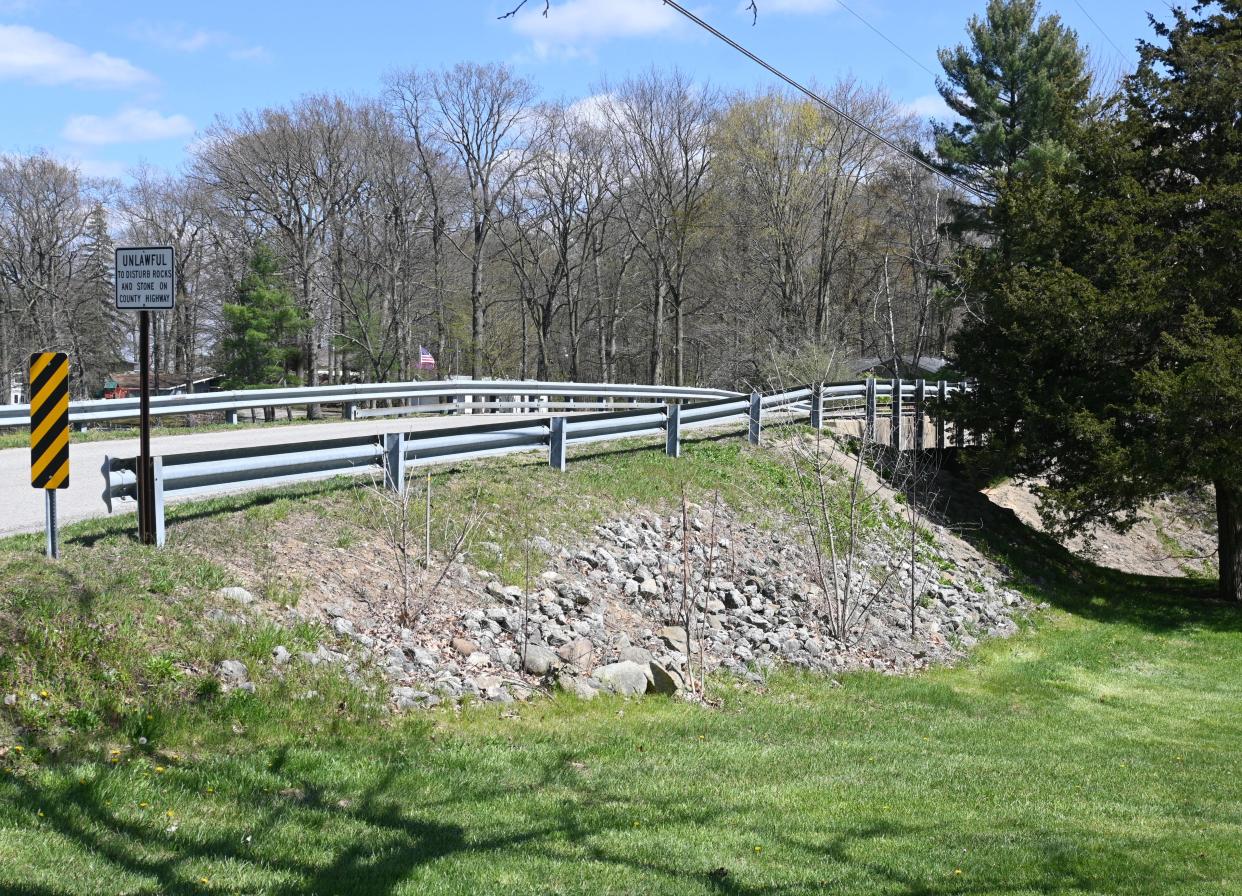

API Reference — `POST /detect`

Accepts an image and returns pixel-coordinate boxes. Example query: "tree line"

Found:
[0,67,959,400]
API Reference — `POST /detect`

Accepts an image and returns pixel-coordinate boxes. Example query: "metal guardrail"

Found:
[1,378,739,428]
[101,378,967,546]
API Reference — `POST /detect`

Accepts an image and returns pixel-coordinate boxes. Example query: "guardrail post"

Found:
[383,432,406,493]
[225,409,238,425]
[809,383,824,431]
[748,391,762,445]
[665,402,681,458]
[152,457,166,548]
[954,388,965,447]
[890,378,903,451]
[865,378,877,443]
[343,401,357,421]
[936,380,948,452]
[914,378,926,452]
[549,416,567,471]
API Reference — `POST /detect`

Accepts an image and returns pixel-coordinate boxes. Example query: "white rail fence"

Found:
[0,378,738,428]
[99,378,968,546]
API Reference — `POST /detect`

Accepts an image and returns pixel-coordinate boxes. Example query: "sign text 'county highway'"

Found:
[115,247,176,310]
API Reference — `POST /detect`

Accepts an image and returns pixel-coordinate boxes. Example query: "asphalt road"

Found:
[0,413,531,538]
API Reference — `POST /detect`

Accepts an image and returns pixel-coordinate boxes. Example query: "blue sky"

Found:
[0,0,1160,180]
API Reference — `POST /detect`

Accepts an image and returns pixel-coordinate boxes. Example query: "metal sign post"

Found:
[115,246,175,545]
[30,351,70,559]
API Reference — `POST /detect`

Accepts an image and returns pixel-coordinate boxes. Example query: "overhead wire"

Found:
[659,0,991,203]
[834,0,941,80]
[1069,0,1129,62]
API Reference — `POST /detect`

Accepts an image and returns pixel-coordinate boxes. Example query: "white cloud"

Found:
[566,91,614,126]
[508,0,685,57]
[0,24,152,87]
[125,22,269,61]
[72,157,126,179]
[228,45,271,62]
[63,108,195,145]
[903,93,953,121]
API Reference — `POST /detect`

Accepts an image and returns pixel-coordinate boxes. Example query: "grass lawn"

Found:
[0,439,1238,895]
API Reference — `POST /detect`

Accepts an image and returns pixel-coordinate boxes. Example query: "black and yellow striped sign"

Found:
[30,352,69,489]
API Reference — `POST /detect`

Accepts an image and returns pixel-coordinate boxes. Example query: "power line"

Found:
[833,0,1040,159]
[659,0,991,203]
[834,0,940,81]
[1069,0,1129,62]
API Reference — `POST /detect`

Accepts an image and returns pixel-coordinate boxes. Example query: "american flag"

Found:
[417,345,437,370]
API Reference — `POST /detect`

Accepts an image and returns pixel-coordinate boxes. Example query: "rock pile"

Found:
[223,501,1031,709]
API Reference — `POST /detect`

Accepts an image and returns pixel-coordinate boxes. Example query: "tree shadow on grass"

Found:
[2,739,798,896]
[773,815,1221,896]
[929,454,1239,634]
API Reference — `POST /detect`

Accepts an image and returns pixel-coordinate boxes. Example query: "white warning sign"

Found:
[115,246,175,310]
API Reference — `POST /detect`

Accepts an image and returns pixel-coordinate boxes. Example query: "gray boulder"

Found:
[618,646,654,666]
[215,659,249,687]
[558,673,600,700]
[217,586,254,605]
[557,638,594,670]
[648,662,683,696]
[595,661,648,696]
[521,644,560,676]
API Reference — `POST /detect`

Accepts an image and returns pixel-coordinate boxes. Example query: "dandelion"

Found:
[39,691,49,699]
[155,766,166,773]
[166,810,175,818]
[954,869,962,876]
[754,846,762,853]
[139,801,149,809]
[206,787,215,794]
[199,878,210,885]
[37,810,44,817]
[13,746,22,753]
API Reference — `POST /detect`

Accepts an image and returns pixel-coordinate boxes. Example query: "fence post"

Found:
[865,378,877,443]
[936,380,947,452]
[665,402,681,458]
[748,391,762,445]
[383,432,406,493]
[549,416,567,471]
[809,383,824,431]
[890,378,903,452]
[152,457,166,548]
[954,383,965,447]
[914,378,926,452]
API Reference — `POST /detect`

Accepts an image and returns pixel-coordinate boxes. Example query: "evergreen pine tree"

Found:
[951,1,1242,601]
[220,246,308,390]
[934,0,1094,237]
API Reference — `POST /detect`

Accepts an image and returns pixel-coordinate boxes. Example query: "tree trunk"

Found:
[649,272,666,385]
[1216,478,1242,602]
[471,223,485,380]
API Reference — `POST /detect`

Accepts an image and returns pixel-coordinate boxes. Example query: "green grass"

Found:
[0,440,1239,894]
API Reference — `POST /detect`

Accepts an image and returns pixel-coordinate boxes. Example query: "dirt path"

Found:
[984,479,1217,579]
